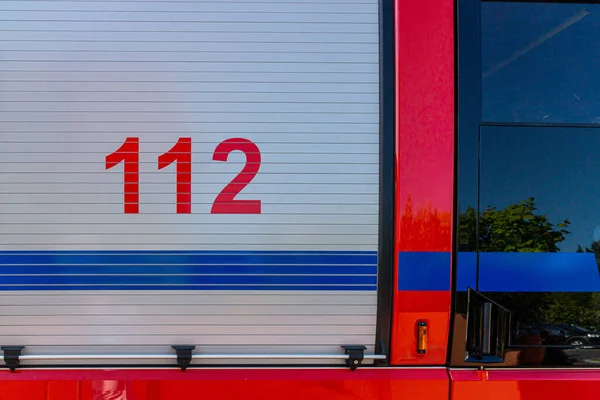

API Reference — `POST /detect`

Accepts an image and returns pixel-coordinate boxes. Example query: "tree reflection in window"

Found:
[457,197,600,339]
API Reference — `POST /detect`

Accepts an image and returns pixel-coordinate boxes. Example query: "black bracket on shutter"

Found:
[342,345,366,371]
[172,345,195,371]
[2,346,25,372]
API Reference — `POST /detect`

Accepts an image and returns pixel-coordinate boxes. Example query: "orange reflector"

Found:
[417,321,428,354]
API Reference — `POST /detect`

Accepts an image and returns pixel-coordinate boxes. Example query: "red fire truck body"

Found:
[2,0,600,399]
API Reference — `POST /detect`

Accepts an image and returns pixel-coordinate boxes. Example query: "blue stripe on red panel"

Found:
[397,252,451,291]
[0,250,377,291]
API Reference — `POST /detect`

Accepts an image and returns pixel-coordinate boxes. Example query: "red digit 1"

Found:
[158,137,192,214]
[106,137,139,214]
[212,138,261,214]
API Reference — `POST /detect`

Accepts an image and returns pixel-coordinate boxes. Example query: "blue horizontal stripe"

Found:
[0,265,376,275]
[398,252,451,291]
[456,252,477,291]
[477,252,600,292]
[0,250,377,291]
[0,285,378,292]
[400,251,600,292]
[0,275,377,285]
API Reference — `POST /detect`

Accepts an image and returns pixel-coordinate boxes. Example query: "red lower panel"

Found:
[0,368,449,400]
[450,369,600,400]
[391,292,451,364]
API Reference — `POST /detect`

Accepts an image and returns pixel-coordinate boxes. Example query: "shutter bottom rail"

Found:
[1,345,387,372]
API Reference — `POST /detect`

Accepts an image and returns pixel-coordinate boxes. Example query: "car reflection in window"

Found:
[517,323,600,347]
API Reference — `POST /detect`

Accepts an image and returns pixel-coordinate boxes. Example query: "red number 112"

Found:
[105,137,261,215]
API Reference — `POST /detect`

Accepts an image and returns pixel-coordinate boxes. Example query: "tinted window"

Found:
[482,2,600,123]
[476,126,600,351]
[454,0,600,366]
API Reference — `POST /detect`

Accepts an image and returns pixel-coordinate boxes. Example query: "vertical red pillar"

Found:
[391,0,455,364]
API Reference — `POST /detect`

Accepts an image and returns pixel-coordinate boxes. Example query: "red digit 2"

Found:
[158,137,192,214]
[106,137,140,214]
[211,138,261,214]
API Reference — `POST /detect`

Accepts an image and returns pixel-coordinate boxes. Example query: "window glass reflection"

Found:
[482,2,600,124]
[476,126,600,351]
[479,126,600,256]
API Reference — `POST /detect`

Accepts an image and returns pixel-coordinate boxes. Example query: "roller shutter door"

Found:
[0,0,380,366]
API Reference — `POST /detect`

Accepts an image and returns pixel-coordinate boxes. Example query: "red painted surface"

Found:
[392,292,451,363]
[211,138,262,214]
[395,0,454,234]
[392,0,454,365]
[395,291,450,314]
[158,137,192,214]
[105,137,140,214]
[107,137,262,215]
[0,368,450,400]
[450,369,600,400]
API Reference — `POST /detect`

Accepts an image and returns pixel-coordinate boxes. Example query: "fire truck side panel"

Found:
[0,0,458,399]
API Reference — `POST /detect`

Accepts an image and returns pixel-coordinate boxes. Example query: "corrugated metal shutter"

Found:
[0,0,380,366]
